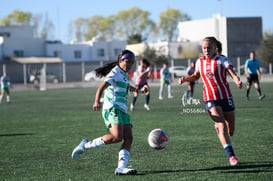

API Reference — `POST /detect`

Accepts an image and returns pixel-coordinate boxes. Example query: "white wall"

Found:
[91,40,126,61]
[0,25,126,62]
[46,43,92,61]
[46,40,126,62]
[177,18,216,42]
[0,26,44,57]
[177,14,228,56]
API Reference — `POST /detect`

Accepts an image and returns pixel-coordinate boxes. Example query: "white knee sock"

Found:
[159,85,164,97]
[84,137,105,149]
[7,96,10,102]
[118,149,130,168]
[168,85,172,97]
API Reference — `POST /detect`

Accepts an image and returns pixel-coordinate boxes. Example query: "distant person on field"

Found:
[184,61,195,99]
[244,51,265,100]
[0,72,11,103]
[130,58,151,111]
[179,36,242,166]
[159,62,173,100]
[71,50,137,175]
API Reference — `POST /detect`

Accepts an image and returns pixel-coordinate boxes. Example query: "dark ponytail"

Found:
[95,62,117,78]
[141,58,150,67]
[95,49,135,78]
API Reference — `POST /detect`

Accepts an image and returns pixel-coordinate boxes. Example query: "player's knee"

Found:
[215,123,225,134]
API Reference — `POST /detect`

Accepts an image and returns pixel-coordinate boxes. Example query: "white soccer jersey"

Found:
[103,65,130,113]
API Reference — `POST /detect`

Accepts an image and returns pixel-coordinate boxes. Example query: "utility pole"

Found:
[217,0,223,15]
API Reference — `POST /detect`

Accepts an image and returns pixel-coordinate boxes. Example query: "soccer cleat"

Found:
[144,104,150,111]
[71,139,89,159]
[229,155,238,166]
[168,95,173,99]
[259,94,265,100]
[159,96,163,100]
[130,104,134,111]
[114,167,137,175]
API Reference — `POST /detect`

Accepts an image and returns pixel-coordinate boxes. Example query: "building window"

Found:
[178,46,183,54]
[54,51,61,57]
[74,50,82,59]
[97,48,105,57]
[114,48,121,56]
[14,50,24,57]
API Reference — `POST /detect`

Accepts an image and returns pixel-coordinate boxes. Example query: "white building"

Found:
[177,14,262,57]
[0,26,44,58]
[126,40,200,61]
[45,37,125,62]
[0,25,126,62]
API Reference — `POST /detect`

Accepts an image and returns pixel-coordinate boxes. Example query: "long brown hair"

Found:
[95,49,135,78]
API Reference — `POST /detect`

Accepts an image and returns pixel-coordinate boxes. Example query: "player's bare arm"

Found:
[178,72,200,85]
[227,68,242,89]
[93,81,110,111]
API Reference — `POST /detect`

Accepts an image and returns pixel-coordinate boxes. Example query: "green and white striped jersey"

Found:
[0,75,10,88]
[103,65,129,113]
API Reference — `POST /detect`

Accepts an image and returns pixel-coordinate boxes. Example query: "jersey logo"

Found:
[206,72,214,79]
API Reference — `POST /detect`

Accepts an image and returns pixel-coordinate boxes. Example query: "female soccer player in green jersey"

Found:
[0,72,11,103]
[71,50,138,175]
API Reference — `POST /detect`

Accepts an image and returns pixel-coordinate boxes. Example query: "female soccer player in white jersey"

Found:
[179,37,242,166]
[71,50,137,175]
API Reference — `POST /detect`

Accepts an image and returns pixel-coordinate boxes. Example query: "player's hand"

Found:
[178,77,185,85]
[237,81,243,89]
[93,102,101,111]
[129,86,136,92]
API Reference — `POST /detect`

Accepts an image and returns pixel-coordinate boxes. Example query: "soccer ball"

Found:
[148,128,169,149]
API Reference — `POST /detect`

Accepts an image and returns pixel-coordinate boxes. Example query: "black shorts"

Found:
[247,74,259,85]
[205,98,235,112]
[136,83,148,91]
[188,81,195,86]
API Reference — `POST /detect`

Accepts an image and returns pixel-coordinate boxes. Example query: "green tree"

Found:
[40,14,55,41]
[84,16,104,40]
[127,33,144,44]
[257,32,273,64]
[1,9,31,25]
[98,15,116,40]
[159,8,191,42]
[115,7,156,42]
[75,15,115,41]
[142,45,168,66]
[73,18,87,42]
[31,14,42,38]
[1,10,55,41]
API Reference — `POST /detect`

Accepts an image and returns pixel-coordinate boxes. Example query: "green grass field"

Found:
[0,82,272,181]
